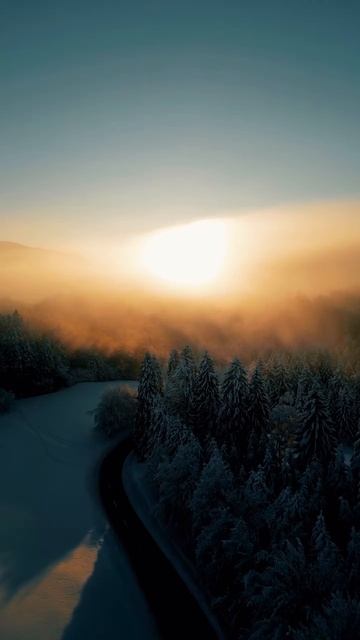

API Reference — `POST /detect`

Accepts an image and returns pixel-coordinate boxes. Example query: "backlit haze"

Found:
[1,2,360,357]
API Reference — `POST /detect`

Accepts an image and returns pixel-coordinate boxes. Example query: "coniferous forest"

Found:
[0,310,139,404]
[134,347,360,639]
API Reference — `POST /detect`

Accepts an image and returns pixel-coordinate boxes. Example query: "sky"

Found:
[1,1,360,250]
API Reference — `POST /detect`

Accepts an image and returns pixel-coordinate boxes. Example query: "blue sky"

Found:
[1,1,359,247]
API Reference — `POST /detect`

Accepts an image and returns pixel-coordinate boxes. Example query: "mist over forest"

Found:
[2,202,360,367]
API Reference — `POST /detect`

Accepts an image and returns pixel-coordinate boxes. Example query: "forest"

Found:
[133,347,360,639]
[0,310,139,408]
[3,306,360,637]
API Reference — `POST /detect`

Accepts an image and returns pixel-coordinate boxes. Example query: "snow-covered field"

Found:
[0,382,159,640]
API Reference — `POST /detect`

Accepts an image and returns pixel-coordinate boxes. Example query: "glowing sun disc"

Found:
[140,219,228,288]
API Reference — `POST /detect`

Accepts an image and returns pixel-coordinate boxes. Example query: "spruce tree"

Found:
[294,593,360,640]
[351,422,360,486]
[134,352,162,459]
[347,527,360,595]
[167,349,180,379]
[311,512,344,597]
[295,384,336,467]
[247,364,270,463]
[188,352,220,444]
[218,358,249,461]
[267,357,289,406]
[145,395,167,458]
[156,432,203,531]
[244,538,310,634]
[295,366,312,412]
[191,445,234,532]
[337,384,356,442]
[165,345,196,419]
[151,354,163,394]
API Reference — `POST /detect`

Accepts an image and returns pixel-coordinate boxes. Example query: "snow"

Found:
[123,453,226,640]
[0,381,159,640]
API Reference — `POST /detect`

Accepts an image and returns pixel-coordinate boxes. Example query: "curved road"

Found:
[100,439,219,640]
[0,382,159,640]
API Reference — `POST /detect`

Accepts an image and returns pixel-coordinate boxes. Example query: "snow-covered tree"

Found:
[94,386,137,437]
[347,527,360,595]
[311,512,344,597]
[267,358,289,406]
[194,506,234,593]
[188,352,220,444]
[316,351,334,386]
[293,593,360,640]
[295,384,336,467]
[244,539,311,637]
[152,354,163,394]
[295,366,313,412]
[166,349,180,379]
[351,422,360,487]
[144,394,168,458]
[134,352,162,459]
[137,343,360,639]
[155,432,203,533]
[191,445,234,532]
[271,390,299,464]
[165,345,196,419]
[247,365,270,463]
[267,485,306,541]
[223,515,254,568]
[218,358,249,462]
[337,384,357,442]
[298,460,324,522]
[242,466,271,535]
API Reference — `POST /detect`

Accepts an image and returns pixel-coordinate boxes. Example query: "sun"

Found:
[140,219,228,290]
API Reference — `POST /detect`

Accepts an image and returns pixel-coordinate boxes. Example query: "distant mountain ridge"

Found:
[0,240,82,260]
[0,240,93,302]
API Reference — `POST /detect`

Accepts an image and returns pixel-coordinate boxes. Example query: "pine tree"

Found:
[295,384,336,467]
[218,358,249,461]
[188,352,220,444]
[134,352,162,459]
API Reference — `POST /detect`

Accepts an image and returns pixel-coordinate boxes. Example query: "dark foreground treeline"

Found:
[0,311,139,407]
[134,347,360,639]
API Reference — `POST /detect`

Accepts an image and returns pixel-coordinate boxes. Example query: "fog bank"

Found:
[1,201,360,361]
